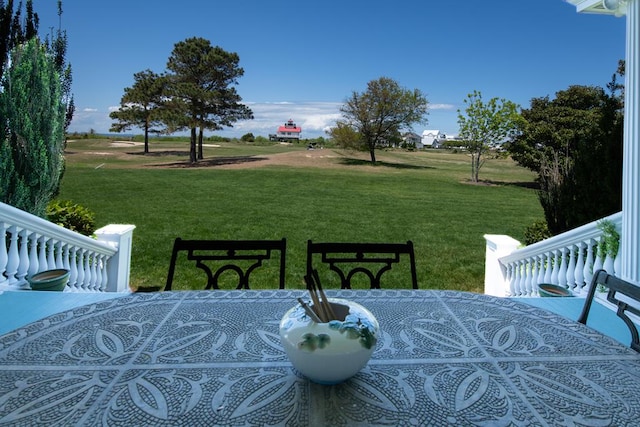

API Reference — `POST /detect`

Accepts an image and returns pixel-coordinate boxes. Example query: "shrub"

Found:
[240,132,255,142]
[46,200,96,236]
[524,220,551,246]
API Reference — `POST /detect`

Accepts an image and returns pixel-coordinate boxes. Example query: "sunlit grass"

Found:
[59,140,540,292]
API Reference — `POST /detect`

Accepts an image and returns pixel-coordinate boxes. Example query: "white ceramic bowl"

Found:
[279,298,379,384]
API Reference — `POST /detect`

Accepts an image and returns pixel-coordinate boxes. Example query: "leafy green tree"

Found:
[336,77,428,164]
[327,121,362,150]
[240,132,255,142]
[109,70,168,153]
[165,37,253,163]
[0,38,65,216]
[457,90,521,183]
[507,84,623,234]
[1,0,70,216]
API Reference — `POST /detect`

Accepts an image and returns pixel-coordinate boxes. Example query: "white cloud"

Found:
[69,100,459,137]
[429,103,456,110]
[234,101,342,138]
[69,108,112,134]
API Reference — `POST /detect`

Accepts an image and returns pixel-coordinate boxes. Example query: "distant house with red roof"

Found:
[269,119,302,143]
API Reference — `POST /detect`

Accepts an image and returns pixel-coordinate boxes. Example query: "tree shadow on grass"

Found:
[465,179,539,189]
[146,154,268,168]
[128,150,189,157]
[338,157,433,170]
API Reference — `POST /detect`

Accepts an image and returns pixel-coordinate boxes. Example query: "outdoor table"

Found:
[1,289,639,426]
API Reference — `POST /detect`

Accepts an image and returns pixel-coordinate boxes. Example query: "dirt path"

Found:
[144,148,374,170]
[212,149,347,169]
[67,139,382,170]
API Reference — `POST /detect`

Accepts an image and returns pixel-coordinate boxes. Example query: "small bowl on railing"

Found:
[537,283,573,297]
[27,269,70,291]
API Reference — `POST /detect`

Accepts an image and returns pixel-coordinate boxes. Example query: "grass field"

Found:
[58,139,541,292]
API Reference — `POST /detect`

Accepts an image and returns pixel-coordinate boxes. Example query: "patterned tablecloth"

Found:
[0,289,639,426]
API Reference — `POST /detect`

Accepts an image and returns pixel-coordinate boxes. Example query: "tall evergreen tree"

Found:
[46,0,74,134]
[1,38,65,216]
[0,0,70,216]
[165,37,252,163]
[110,69,168,153]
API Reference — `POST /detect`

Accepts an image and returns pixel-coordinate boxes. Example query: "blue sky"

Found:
[31,0,626,139]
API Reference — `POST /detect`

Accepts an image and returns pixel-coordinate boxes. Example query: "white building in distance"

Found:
[421,130,447,148]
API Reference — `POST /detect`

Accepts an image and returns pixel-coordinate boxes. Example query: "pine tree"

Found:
[0,1,68,216]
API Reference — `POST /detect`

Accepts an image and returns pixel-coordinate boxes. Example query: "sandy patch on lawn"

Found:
[200,149,348,169]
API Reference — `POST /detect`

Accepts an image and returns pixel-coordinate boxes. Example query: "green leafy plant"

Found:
[597,219,620,259]
[46,200,96,236]
[524,220,552,245]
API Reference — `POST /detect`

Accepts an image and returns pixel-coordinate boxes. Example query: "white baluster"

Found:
[593,237,605,273]
[519,261,527,296]
[0,222,8,288]
[512,262,521,296]
[506,263,515,296]
[28,232,39,277]
[102,255,109,290]
[76,249,86,290]
[97,254,108,291]
[16,229,29,283]
[551,250,560,284]
[68,246,78,287]
[558,247,569,288]
[5,226,20,285]
[566,245,576,291]
[536,255,545,287]
[38,236,47,271]
[543,251,553,283]
[84,251,92,291]
[603,254,615,274]
[583,239,595,294]
[575,242,585,293]
[62,244,70,271]
[55,241,64,269]
[46,239,56,269]
[524,257,534,296]
[90,253,98,291]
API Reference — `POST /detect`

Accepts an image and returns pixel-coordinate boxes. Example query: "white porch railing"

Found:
[0,201,135,292]
[484,212,622,297]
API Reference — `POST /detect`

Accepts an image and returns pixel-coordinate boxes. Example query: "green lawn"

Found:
[59,139,540,292]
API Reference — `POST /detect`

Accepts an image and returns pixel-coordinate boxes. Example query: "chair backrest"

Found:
[578,269,640,352]
[165,238,286,290]
[306,240,418,289]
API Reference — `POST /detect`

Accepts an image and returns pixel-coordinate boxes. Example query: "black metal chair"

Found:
[578,269,640,352]
[165,238,286,290]
[306,240,418,289]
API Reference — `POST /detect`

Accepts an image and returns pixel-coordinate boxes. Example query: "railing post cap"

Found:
[95,224,136,235]
[484,234,521,250]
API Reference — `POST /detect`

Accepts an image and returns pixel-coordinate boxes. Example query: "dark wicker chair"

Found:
[578,269,640,352]
[165,238,286,290]
[306,240,418,289]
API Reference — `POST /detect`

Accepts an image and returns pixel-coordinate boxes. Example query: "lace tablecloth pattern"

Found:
[1,290,639,426]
